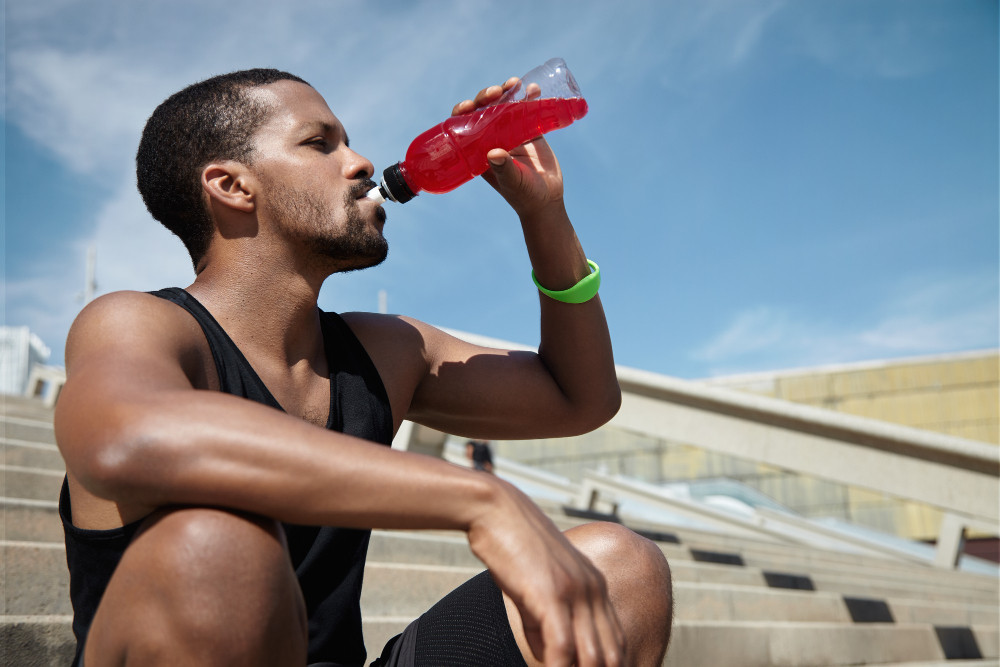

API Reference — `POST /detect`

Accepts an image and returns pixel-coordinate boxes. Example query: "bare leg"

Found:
[83,507,308,667]
[503,522,673,667]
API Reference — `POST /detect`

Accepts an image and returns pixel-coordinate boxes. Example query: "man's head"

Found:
[136,69,312,268]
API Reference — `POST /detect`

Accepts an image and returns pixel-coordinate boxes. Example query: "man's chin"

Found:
[328,244,389,275]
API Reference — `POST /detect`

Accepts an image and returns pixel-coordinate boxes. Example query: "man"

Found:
[466,439,494,473]
[55,68,672,667]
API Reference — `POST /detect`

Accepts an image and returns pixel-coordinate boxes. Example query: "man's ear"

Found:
[202,162,255,214]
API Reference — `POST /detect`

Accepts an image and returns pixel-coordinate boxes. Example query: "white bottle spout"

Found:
[365,184,387,205]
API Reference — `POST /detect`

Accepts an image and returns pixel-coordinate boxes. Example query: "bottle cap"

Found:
[381,163,417,204]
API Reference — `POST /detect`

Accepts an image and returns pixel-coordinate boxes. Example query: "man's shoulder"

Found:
[73,289,189,328]
[67,289,205,358]
[339,312,429,349]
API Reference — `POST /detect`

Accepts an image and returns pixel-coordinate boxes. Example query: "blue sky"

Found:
[4,0,998,378]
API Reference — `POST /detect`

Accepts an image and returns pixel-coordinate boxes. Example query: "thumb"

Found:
[486,148,526,192]
[487,148,510,170]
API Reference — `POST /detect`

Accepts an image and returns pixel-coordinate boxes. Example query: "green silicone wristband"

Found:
[532,260,601,304]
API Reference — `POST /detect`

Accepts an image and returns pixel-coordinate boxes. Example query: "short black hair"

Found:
[136,68,310,268]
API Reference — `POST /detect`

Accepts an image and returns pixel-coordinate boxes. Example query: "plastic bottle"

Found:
[366,58,588,205]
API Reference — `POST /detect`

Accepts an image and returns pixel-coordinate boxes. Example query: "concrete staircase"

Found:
[3,395,998,666]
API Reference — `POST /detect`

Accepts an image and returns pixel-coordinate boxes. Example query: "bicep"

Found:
[403,320,581,439]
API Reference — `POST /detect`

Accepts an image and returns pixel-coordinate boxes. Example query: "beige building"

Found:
[491,350,999,542]
[703,350,999,445]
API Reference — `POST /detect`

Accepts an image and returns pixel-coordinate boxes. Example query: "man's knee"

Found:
[566,522,674,662]
[86,507,306,666]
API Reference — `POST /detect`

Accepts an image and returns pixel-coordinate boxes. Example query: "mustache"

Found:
[350,178,379,199]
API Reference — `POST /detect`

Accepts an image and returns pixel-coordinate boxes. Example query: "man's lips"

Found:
[353,179,379,199]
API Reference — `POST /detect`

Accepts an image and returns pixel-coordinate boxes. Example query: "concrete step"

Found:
[668,526,998,588]
[1,395,57,421]
[675,581,850,623]
[1,465,64,502]
[368,530,481,569]
[807,569,997,606]
[0,416,56,446]
[360,562,481,619]
[655,542,998,605]
[362,617,411,661]
[2,541,71,616]
[712,541,996,591]
[1,439,65,471]
[2,498,62,543]
[664,621,999,667]
[891,598,999,627]
[0,615,75,667]
[668,556,997,615]
[657,519,998,582]
[878,662,1000,666]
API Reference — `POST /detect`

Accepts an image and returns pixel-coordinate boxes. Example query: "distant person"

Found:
[54,68,672,666]
[467,439,495,473]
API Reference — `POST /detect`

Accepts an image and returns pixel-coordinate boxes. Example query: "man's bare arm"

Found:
[56,291,490,529]
[350,84,620,443]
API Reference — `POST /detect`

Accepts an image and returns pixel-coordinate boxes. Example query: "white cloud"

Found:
[4,250,93,365]
[693,271,999,376]
[6,48,172,175]
[89,174,195,294]
[693,306,792,363]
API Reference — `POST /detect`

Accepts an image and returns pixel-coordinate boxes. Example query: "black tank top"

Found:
[60,287,394,666]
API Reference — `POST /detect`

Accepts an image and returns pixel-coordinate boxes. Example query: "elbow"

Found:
[567,380,622,436]
[86,434,146,500]
[55,403,160,502]
[67,429,149,502]
[596,381,623,428]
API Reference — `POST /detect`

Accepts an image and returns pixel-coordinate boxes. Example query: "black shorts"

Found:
[369,570,527,667]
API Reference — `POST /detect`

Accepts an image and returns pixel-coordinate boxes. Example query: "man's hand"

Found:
[451,78,566,219]
[466,476,627,666]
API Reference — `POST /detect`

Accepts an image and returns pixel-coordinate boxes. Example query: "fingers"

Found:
[534,567,625,667]
[451,76,522,116]
[591,589,627,666]
[451,83,503,116]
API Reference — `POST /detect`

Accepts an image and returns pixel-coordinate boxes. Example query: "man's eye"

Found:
[308,138,328,149]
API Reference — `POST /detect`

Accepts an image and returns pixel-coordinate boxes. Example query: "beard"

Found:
[269,181,388,273]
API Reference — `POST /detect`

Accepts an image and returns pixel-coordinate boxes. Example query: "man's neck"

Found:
[185,258,329,367]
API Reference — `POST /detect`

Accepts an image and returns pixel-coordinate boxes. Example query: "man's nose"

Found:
[345,148,376,181]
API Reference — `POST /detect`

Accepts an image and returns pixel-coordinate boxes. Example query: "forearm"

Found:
[521,202,621,423]
[62,386,494,531]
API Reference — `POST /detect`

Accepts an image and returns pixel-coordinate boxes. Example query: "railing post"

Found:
[933,513,967,569]
[577,478,600,512]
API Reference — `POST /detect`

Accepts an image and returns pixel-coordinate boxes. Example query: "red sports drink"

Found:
[368,58,587,204]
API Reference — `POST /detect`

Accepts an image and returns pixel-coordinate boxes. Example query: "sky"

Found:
[3,0,998,379]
